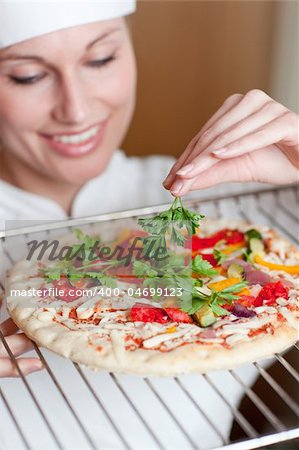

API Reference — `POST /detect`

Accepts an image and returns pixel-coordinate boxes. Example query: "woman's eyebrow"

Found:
[0,54,44,62]
[0,27,121,62]
[86,27,121,49]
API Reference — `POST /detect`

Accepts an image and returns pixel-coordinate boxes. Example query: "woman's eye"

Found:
[9,74,44,85]
[88,55,116,68]
[7,55,116,85]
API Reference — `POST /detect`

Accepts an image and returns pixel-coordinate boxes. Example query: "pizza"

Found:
[4,214,299,376]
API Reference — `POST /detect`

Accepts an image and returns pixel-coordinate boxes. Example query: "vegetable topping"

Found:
[253,281,289,307]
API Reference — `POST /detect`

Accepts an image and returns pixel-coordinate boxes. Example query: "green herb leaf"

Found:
[242,249,254,263]
[245,229,262,241]
[85,271,117,288]
[138,196,205,254]
[213,248,228,265]
[181,298,206,314]
[210,303,229,316]
[170,226,186,246]
[221,281,248,294]
[192,255,218,277]
[133,260,158,278]
[43,267,63,281]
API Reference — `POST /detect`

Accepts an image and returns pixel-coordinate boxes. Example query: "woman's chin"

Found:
[52,151,114,186]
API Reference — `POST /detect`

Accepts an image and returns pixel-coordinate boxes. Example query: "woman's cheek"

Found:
[95,51,137,108]
[0,89,47,132]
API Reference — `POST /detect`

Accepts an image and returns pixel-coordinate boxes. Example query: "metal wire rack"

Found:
[0,185,298,450]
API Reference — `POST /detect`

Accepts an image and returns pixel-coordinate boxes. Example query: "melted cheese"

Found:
[143,330,187,348]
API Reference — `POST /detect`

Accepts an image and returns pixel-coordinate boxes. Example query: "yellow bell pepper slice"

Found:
[238,288,251,297]
[222,242,246,255]
[254,255,299,275]
[208,277,241,292]
[167,326,177,333]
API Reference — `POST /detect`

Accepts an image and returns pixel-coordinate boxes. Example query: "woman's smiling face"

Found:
[0,18,136,186]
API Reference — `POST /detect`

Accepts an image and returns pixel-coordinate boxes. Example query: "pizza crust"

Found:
[7,304,298,376]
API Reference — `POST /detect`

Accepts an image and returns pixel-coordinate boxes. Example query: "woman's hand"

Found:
[163,90,299,196]
[0,318,43,377]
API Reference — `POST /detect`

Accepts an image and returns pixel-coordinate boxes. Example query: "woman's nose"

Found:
[52,73,89,125]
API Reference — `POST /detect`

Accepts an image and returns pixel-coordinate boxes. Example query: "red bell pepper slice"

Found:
[199,253,218,267]
[165,308,193,323]
[186,229,245,251]
[254,281,289,306]
[130,303,170,323]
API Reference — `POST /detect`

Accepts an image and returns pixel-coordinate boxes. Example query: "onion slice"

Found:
[222,258,271,286]
[231,303,256,318]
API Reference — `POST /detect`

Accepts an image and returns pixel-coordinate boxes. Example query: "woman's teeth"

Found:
[53,126,100,144]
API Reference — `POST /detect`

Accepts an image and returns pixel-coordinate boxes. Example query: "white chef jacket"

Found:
[0,148,266,231]
[0,149,176,230]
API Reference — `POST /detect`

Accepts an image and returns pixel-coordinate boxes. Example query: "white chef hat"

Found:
[0,1,136,49]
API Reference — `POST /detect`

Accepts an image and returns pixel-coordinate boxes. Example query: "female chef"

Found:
[0,1,298,378]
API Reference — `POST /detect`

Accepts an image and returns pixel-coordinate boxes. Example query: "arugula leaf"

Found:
[192,255,218,277]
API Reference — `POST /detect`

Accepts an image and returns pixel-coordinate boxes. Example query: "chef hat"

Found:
[0,1,136,48]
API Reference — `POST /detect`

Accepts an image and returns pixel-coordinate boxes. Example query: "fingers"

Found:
[0,333,34,358]
[163,93,244,187]
[172,107,290,186]
[193,93,244,138]
[0,320,44,378]
[172,147,299,196]
[173,91,275,180]
[164,90,275,187]
[164,90,271,188]
[180,155,255,192]
[170,176,198,197]
[212,111,295,159]
[165,91,297,196]
[162,135,199,188]
[196,100,287,161]
[196,89,271,149]
[0,357,43,378]
[0,318,19,336]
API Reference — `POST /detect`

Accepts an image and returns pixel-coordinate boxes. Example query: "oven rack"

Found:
[0,185,298,450]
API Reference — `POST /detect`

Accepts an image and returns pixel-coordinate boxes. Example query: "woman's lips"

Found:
[40,122,107,157]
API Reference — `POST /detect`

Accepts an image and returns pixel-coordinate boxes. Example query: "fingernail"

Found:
[163,174,175,186]
[212,147,227,156]
[176,164,194,176]
[170,180,184,194]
